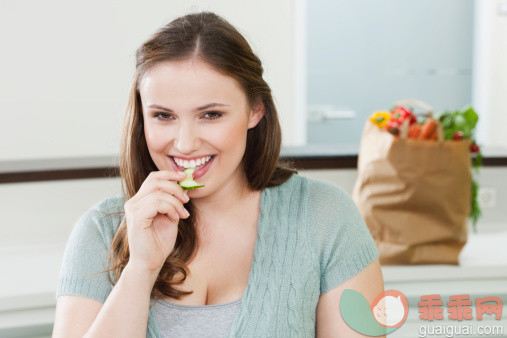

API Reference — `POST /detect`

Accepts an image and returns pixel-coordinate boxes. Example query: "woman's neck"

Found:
[192,170,260,235]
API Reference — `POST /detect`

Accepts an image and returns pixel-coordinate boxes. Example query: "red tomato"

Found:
[453,131,464,140]
[470,143,480,153]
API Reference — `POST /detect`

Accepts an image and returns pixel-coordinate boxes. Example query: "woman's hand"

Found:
[123,170,190,273]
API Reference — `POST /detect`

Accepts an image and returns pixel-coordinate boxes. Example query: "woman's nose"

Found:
[175,123,200,154]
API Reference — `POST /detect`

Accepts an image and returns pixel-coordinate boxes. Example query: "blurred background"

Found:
[1,0,506,336]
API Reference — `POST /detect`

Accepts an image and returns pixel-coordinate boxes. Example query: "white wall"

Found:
[473,0,507,147]
[0,0,296,162]
[0,178,122,248]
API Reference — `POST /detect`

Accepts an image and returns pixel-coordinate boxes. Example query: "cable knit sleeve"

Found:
[306,178,379,295]
[55,196,123,303]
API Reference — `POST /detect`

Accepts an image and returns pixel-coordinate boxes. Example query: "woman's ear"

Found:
[247,99,265,129]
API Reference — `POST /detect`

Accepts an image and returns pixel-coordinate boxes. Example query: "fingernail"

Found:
[183,209,190,217]
[179,171,187,176]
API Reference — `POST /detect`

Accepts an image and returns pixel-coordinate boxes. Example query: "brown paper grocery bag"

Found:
[352,101,471,265]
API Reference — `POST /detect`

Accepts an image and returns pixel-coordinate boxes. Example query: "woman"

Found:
[53,11,384,337]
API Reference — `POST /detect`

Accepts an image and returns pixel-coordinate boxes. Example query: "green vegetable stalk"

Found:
[470,151,483,233]
[438,106,482,232]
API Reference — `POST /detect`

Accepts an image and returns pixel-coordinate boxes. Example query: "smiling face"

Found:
[139,59,264,198]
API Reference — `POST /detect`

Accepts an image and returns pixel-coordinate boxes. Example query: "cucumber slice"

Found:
[178,168,205,190]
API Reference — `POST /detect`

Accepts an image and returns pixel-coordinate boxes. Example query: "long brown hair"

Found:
[101,11,297,307]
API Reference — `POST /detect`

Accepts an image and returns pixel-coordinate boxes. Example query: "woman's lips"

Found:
[168,155,216,180]
[192,155,215,179]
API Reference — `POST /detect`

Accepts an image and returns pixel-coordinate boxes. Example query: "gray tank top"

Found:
[153,297,243,338]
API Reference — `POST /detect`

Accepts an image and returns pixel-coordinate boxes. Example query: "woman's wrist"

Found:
[125,259,162,285]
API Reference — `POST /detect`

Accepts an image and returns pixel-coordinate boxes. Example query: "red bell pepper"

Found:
[384,105,417,135]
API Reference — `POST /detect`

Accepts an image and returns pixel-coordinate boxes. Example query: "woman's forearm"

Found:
[84,262,160,338]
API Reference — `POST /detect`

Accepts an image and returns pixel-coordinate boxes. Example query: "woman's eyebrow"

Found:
[147,103,230,112]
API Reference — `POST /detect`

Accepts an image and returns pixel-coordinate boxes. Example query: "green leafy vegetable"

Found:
[438,106,478,140]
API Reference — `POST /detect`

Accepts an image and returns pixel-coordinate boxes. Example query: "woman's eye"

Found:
[152,111,222,121]
[202,111,222,120]
[153,112,172,120]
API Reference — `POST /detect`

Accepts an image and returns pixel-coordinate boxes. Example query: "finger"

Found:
[154,190,189,220]
[168,208,181,223]
[160,205,180,224]
[143,197,180,229]
[137,171,188,201]
[162,193,190,219]
[153,180,189,204]
[131,189,188,231]
[142,170,186,190]
[150,169,187,182]
[137,179,188,204]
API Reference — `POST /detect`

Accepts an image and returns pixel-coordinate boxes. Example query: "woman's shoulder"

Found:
[268,173,352,218]
[278,173,348,199]
[298,174,368,237]
[89,192,125,214]
[77,193,125,239]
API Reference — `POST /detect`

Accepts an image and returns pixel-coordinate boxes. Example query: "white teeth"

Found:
[174,155,212,169]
